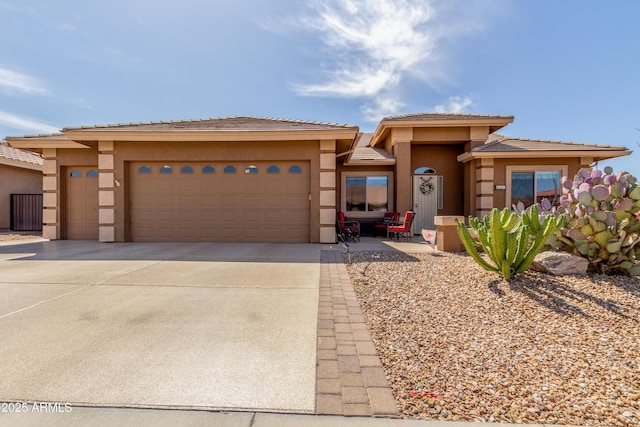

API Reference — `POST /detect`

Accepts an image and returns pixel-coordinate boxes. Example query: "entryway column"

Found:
[319,139,337,243]
[42,148,59,240]
[475,158,494,218]
[98,141,115,242]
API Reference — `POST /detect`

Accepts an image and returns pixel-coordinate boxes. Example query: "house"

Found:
[5,113,630,243]
[0,141,43,231]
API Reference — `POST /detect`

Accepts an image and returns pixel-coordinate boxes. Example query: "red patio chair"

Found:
[373,212,399,237]
[387,211,415,241]
[337,211,360,242]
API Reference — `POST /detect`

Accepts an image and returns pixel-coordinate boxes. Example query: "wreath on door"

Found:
[419,176,435,195]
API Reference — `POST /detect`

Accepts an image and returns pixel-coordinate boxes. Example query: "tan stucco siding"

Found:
[0,165,42,229]
[492,158,582,209]
[410,144,465,216]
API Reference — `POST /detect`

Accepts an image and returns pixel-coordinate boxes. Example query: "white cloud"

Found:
[0,111,59,134]
[434,96,473,113]
[288,0,494,121]
[0,68,48,95]
[362,95,405,122]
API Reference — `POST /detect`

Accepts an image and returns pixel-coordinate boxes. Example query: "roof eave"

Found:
[457,150,632,163]
[0,157,43,171]
[369,117,514,147]
[344,159,397,166]
[61,128,359,142]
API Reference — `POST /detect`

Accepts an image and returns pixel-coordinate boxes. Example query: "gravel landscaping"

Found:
[345,251,640,426]
[0,232,42,242]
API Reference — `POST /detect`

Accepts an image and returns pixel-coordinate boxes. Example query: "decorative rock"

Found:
[531,251,589,275]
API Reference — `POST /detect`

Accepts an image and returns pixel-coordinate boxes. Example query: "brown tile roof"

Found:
[63,116,358,132]
[0,141,44,165]
[350,133,395,162]
[382,112,514,121]
[477,134,628,152]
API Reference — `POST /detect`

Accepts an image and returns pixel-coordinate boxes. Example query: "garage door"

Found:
[129,161,310,242]
[66,166,99,240]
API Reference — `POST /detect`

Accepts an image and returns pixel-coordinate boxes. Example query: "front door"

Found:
[412,175,439,234]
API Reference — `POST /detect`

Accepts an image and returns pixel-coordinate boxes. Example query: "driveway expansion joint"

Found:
[316,250,399,418]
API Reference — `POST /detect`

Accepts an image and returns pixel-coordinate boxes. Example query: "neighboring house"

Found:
[6,113,630,243]
[0,141,44,231]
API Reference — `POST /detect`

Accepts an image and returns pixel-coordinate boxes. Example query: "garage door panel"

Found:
[130,161,310,242]
[66,166,99,240]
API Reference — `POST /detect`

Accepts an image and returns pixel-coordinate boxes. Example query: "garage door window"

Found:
[70,170,82,177]
[181,166,194,174]
[245,165,258,174]
[202,166,215,174]
[160,165,172,174]
[289,165,302,173]
[224,166,236,173]
[267,165,280,173]
[87,170,98,177]
[139,165,151,174]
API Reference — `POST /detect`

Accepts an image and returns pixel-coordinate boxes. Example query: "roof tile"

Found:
[0,141,44,165]
[63,116,358,132]
[477,134,628,152]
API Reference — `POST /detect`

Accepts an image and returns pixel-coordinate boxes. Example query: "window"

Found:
[267,165,280,173]
[87,170,98,177]
[138,165,151,174]
[181,165,194,174]
[345,175,389,212]
[202,165,215,174]
[224,165,236,173]
[70,170,81,177]
[289,165,302,173]
[415,167,436,174]
[160,165,172,174]
[245,165,258,174]
[510,170,562,207]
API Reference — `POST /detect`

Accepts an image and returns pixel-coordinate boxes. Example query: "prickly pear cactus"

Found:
[552,167,640,276]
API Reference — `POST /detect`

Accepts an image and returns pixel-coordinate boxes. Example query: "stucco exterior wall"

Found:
[410,144,465,216]
[0,165,42,229]
[492,157,583,209]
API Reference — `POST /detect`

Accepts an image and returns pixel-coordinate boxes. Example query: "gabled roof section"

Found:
[370,112,514,147]
[63,116,358,132]
[345,133,395,165]
[457,134,631,163]
[0,141,44,171]
[383,112,514,122]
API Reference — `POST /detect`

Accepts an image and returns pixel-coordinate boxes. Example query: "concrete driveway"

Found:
[0,241,319,413]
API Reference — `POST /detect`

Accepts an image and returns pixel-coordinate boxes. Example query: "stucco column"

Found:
[475,158,494,218]
[394,141,412,214]
[98,140,115,242]
[42,148,59,240]
[319,139,337,243]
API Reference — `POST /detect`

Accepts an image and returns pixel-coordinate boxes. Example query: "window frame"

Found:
[505,165,567,208]
[340,171,394,218]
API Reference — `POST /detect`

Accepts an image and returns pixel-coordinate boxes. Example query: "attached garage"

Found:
[129,161,310,242]
[6,116,360,243]
[65,166,99,240]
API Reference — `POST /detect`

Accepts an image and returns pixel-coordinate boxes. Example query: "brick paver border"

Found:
[316,250,399,417]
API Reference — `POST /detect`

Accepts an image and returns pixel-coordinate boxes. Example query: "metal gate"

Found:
[10,194,43,231]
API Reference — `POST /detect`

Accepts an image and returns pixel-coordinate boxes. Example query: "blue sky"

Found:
[1,0,638,175]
